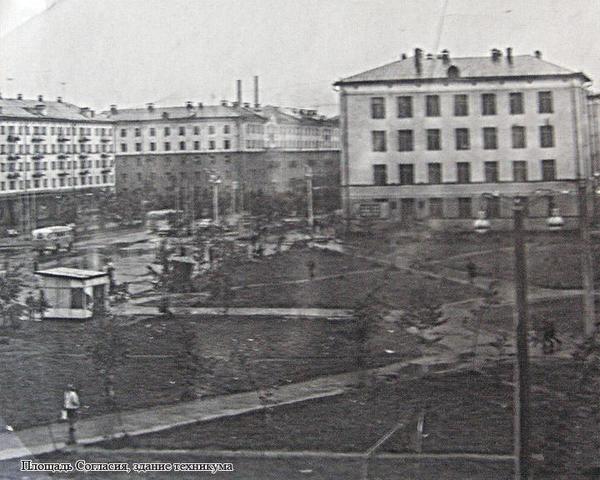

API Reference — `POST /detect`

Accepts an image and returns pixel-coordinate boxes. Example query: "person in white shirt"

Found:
[63,384,80,445]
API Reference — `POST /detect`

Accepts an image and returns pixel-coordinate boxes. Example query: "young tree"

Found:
[0,263,25,329]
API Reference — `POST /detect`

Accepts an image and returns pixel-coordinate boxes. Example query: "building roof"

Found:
[35,267,108,280]
[335,53,590,85]
[259,105,339,127]
[0,98,108,122]
[102,104,267,122]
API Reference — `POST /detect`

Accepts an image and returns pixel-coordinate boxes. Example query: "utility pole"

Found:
[579,179,596,338]
[305,166,314,230]
[513,197,530,480]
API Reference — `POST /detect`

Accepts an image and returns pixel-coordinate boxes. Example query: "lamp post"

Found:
[474,193,565,480]
[208,174,222,225]
[305,166,314,230]
[231,180,239,215]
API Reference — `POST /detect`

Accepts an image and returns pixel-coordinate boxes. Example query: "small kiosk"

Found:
[34,267,109,320]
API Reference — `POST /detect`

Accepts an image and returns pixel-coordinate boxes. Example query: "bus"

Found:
[31,225,75,254]
[145,210,183,235]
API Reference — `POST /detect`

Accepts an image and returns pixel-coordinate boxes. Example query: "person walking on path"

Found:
[466,260,477,284]
[25,292,36,321]
[307,259,316,280]
[63,385,80,445]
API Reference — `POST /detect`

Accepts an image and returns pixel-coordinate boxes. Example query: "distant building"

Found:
[335,48,594,229]
[0,95,115,229]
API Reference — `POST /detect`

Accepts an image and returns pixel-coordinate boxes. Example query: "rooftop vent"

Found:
[110,105,118,114]
[57,96,62,103]
[426,53,434,60]
[197,102,203,108]
[38,95,43,102]
[147,103,155,112]
[220,100,228,106]
[17,93,23,100]
[534,50,542,59]
[243,102,251,108]
[441,49,450,65]
[491,48,502,62]
[506,47,513,65]
[401,53,407,60]
[414,48,423,75]
[185,101,193,110]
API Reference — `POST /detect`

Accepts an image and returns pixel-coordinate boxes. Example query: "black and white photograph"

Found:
[0,0,599,478]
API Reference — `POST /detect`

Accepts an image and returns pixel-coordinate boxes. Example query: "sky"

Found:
[0,0,599,115]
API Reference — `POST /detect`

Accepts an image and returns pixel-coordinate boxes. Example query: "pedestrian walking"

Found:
[307,259,316,280]
[466,260,477,284]
[542,319,562,354]
[63,384,80,445]
[25,291,36,321]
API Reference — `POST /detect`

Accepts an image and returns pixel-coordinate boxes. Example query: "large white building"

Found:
[0,95,115,229]
[335,48,594,229]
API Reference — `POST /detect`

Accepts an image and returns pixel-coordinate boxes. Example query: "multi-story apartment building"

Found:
[335,48,593,229]
[105,101,268,215]
[0,95,115,229]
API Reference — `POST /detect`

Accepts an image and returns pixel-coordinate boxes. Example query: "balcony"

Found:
[101,168,113,174]
[32,154,44,160]
[100,153,110,159]
[78,154,89,159]
[57,136,70,143]
[79,169,90,175]
[100,137,111,143]
[7,135,20,143]
[6,172,20,179]
[78,136,91,143]
[31,137,44,143]
[32,172,45,178]
[57,171,69,177]
[7,154,20,161]
[57,154,69,159]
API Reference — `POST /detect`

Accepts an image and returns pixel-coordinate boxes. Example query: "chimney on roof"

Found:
[17,93,23,100]
[401,53,407,60]
[441,49,450,65]
[426,53,434,60]
[186,101,193,110]
[254,75,259,109]
[147,103,155,112]
[162,111,169,119]
[37,95,43,102]
[90,110,95,118]
[414,48,423,75]
[197,102,203,108]
[243,102,250,108]
[237,79,242,107]
[491,48,502,62]
[110,104,117,114]
[79,107,90,117]
[221,100,228,107]
[57,96,62,103]
[506,47,513,65]
[534,50,542,59]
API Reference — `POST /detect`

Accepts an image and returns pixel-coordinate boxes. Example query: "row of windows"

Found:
[121,140,233,153]
[0,125,112,136]
[0,144,114,154]
[370,91,553,119]
[372,125,555,152]
[124,124,232,137]
[0,174,114,192]
[371,159,557,185]
[0,158,112,172]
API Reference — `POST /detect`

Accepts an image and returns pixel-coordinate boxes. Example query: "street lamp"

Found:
[473,193,564,480]
[208,174,222,225]
[304,166,314,230]
[231,180,239,215]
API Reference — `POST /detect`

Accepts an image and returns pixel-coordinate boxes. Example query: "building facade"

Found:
[0,95,115,230]
[336,48,593,229]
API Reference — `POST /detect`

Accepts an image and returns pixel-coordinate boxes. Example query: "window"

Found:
[483,127,498,149]
[398,164,414,185]
[149,128,156,136]
[397,130,413,151]
[164,127,171,136]
[224,125,230,134]
[481,94,496,115]
[397,96,412,118]
[194,141,200,150]
[120,129,126,137]
[373,164,387,185]
[164,142,171,151]
[135,143,142,152]
[120,143,127,152]
[541,159,556,181]
[224,139,231,150]
[179,126,185,136]
[457,162,471,183]
[512,126,526,148]
[209,140,215,150]
[458,198,472,218]
[486,197,501,218]
[427,163,442,184]
[208,126,215,135]
[513,161,527,182]
[484,161,499,183]
[509,92,524,114]
[194,126,200,135]
[454,94,468,116]
[371,97,385,119]
[455,128,470,150]
[150,142,156,151]
[372,131,387,152]
[540,125,554,148]
[538,91,553,114]
[179,141,186,151]
[426,129,441,150]
[429,198,443,217]
[426,95,440,117]
[134,128,141,137]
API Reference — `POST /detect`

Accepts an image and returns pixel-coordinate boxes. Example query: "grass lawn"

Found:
[0,313,423,430]
[104,361,600,479]
[1,450,514,480]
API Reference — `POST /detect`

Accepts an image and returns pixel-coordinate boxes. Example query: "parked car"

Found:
[5,229,19,237]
